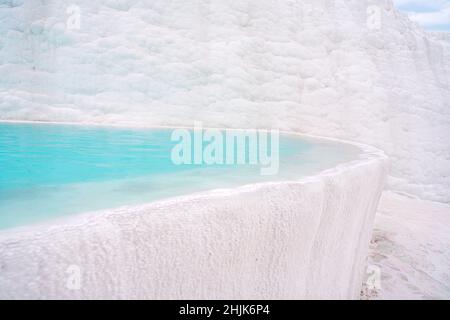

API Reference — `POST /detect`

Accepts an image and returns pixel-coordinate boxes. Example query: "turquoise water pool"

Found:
[0,123,360,230]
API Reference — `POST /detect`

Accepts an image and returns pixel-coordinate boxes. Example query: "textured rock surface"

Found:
[0,139,388,299]
[0,0,450,201]
[0,0,448,202]
[362,191,450,300]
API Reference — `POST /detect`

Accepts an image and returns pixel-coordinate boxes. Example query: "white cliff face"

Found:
[0,139,388,299]
[0,0,449,202]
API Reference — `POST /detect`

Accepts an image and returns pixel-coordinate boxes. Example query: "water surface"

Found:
[0,123,360,230]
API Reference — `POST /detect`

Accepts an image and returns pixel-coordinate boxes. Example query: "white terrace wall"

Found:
[0,143,388,299]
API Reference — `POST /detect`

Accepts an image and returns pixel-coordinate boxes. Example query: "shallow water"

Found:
[0,123,360,230]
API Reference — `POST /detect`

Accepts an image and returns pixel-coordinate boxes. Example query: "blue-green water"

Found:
[0,123,359,230]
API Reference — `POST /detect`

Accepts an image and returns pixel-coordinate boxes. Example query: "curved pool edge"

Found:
[0,131,389,299]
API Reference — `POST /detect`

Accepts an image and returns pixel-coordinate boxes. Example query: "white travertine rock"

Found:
[0,137,388,299]
[0,0,448,202]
